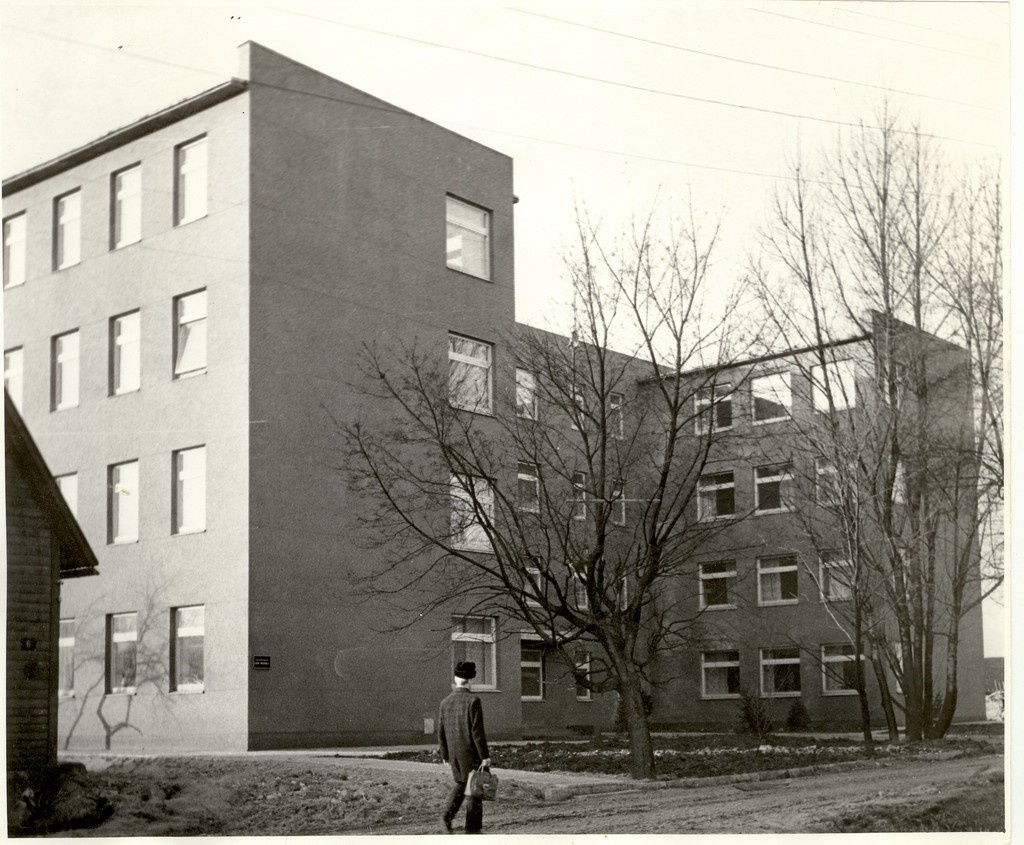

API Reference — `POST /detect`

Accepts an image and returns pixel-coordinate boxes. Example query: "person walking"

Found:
[438,661,491,834]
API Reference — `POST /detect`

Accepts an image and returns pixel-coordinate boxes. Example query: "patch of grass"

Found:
[829,783,1004,833]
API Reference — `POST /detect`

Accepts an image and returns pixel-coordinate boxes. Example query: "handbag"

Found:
[465,764,498,801]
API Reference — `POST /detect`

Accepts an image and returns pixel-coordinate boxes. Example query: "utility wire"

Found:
[834,6,1000,48]
[509,7,994,112]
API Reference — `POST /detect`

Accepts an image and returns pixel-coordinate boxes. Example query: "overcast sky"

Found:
[0,1,1011,655]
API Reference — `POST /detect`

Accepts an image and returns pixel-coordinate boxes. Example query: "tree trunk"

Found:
[854,627,875,754]
[620,680,656,779]
[870,653,900,742]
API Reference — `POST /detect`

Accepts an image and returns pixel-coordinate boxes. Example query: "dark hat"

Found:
[454,661,477,680]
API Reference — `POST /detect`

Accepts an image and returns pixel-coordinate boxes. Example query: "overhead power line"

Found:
[509,7,994,112]
[834,6,1000,48]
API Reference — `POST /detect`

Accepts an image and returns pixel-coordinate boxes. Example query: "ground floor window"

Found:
[452,616,496,689]
[58,618,75,697]
[520,641,545,700]
[574,651,592,701]
[108,612,138,694]
[701,650,740,698]
[172,605,205,692]
[822,643,860,695]
[760,646,801,696]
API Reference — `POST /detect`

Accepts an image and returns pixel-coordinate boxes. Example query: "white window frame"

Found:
[611,480,626,526]
[448,333,493,414]
[520,641,545,701]
[524,564,544,607]
[173,289,207,379]
[3,212,27,288]
[760,646,802,697]
[172,605,205,693]
[173,445,207,535]
[54,190,81,270]
[820,551,854,602]
[893,460,907,505]
[55,472,78,518]
[110,310,141,395]
[701,649,741,699]
[697,471,735,521]
[175,136,208,226]
[517,461,540,513]
[699,560,737,610]
[445,195,491,280]
[571,471,588,521]
[751,371,791,424]
[450,474,493,552]
[754,463,792,514]
[573,572,590,611]
[4,346,24,412]
[51,330,80,411]
[696,383,732,434]
[757,555,799,606]
[515,368,537,420]
[451,616,497,690]
[609,391,625,439]
[821,643,861,696]
[811,359,859,412]
[815,457,840,506]
[108,612,138,694]
[58,618,75,698]
[108,460,139,544]
[574,651,592,701]
[111,164,142,249]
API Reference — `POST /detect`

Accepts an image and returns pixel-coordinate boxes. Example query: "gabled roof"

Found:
[4,392,99,578]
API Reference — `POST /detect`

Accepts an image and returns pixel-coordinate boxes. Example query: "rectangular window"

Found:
[452,616,496,689]
[574,651,592,701]
[175,136,207,225]
[58,618,75,697]
[698,471,735,520]
[752,372,791,423]
[574,572,590,611]
[173,446,206,534]
[172,605,205,692]
[757,555,799,605]
[4,347,23,412]
[524,564,544,607]
[893,460,907,505]
[609,392,625,439]
[448,334,492,413]
[55,473,78,518]
[699,561,737,609]
[51,330,80,411]
[108,460,139,544]
[754,464,792,513]
[446,196,491,280]
[3,213,26,288]
[520,641,545,700]
[702,649,740,698]
[451,474,493,552]
[822,644,860,695]
[820,551,854,601]
[696,383,732,433]
[815,457,840,506]
[110,310,141,395]
[515,368,537,419]
[571,471,587,521]
[517,461,539,513]
[611,480,626,525]
[811,359,859,412]
[111,164,142,248]
[760,646,801,696]
[173,289,207,378]
[54,190,81,270]
[107,612,138,694]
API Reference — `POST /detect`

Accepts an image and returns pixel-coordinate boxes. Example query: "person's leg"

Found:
[441,780,465,831]
[465,795,483,833]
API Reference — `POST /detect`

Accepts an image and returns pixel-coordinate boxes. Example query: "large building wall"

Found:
[4,92,253,751]
[242,43,522,747]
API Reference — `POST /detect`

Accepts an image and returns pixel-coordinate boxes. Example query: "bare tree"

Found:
[343,204,752,779]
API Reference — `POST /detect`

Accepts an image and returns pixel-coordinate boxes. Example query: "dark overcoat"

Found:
[437,686,490,781]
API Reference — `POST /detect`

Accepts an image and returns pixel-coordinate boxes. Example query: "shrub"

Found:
[737,690,774,743]
[786,700,811,732]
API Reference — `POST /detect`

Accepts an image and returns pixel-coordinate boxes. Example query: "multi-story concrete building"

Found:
[3,43,984,753]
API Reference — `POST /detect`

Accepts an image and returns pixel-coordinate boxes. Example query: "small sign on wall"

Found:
[253,655,271,670]
[20,637,36,651]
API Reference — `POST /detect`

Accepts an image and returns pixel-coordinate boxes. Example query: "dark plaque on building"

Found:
[253,655,271,670]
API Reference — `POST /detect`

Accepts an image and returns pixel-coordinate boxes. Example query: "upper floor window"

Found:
[448,333,492,414]
[571,471,588,521]
[110,310,141,395]
[696,383,732,434]
[111,164,142,249]
[609,392,625,439]
[3,213,26,288]
[752,372,791,423]
[815,457,840,506]
[452,615,496,689]
[451,474,493,552]
[754,463,792,513]
[517,461,540,513]
[175,136,208,225]
[699,560,737,609]
[173,446,207,534]
[757,555,799,605]
[820,551,854,601]
[702,649,740,698]
[610,480,626,525]
[446,196,490,280]
[515,368,537,419]
[51,330,80,411]
[58,618,75,697]
[172,605,205,692]
[174,290,207,378]
[698,471,735,520]
[108,459,139,544]
[520,641,545,700]
[4,346,23,412]
[107,611,138,694]
[811,359,859,412]
[54,190,81,270]
[55,472,78,518]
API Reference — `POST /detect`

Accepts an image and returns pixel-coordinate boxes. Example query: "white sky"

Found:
[0,1,1011,658]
